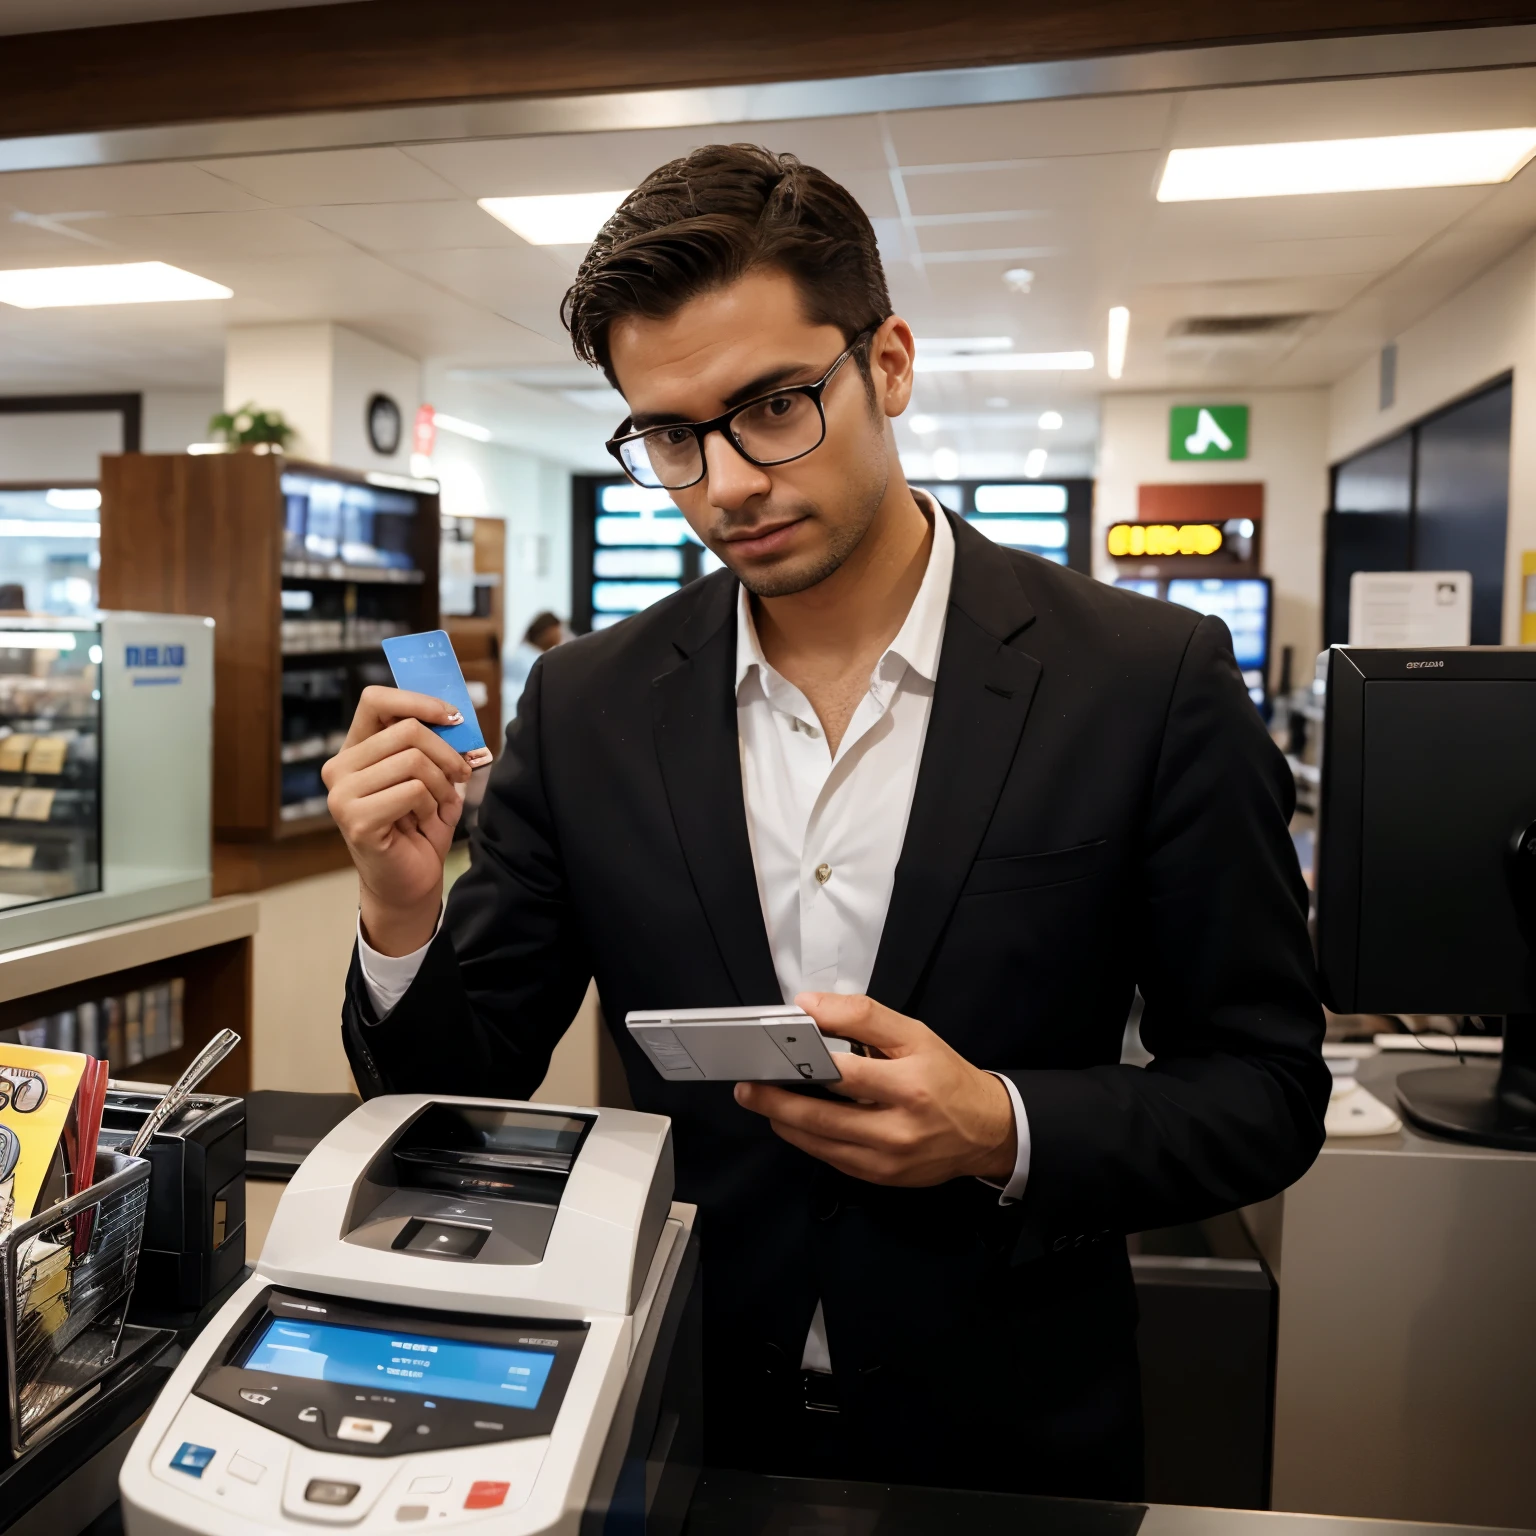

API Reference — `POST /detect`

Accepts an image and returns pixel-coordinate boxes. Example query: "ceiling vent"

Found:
[1170,313,1313,338]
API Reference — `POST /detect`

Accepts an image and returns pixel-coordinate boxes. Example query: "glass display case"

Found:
[0,619,100,911]
[0,485,100,618]
[0,612,213,952]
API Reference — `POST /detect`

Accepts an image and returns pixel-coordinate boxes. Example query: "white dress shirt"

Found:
[358,495,1031,1371]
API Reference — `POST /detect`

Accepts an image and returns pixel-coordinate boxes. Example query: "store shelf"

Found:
[0,896,258,1006]
[281,560,423,585]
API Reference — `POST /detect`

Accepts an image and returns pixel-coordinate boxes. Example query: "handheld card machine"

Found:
[121,1098,700,1536]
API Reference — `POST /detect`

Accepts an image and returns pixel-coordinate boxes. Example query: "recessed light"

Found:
[931,447,960,480]
[1038,411,1064,431]
[914,351,1093,374]
[0,261,231,309]
[478,191,631,245]
[1002,267,1035,294]
[1158,128,1536,201]
[44,488,101,511]
[1107,308,1130,381]
[1023,448,1048,479]
[432,412,492,442]
[908,414,938,435]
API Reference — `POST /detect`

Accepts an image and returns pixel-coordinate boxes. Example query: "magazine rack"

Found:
[0,1147,151,1456]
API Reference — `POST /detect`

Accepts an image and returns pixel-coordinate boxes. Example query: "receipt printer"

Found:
[120,1097,700,1536]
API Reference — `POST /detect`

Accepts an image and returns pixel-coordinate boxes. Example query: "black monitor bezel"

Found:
[1316,645,1536,1014]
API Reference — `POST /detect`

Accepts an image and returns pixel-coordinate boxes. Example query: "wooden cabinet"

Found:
[99,452,439,845]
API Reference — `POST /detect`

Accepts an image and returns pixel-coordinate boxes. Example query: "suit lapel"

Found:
[867,515,1043,1015]
[652,576,782,1005]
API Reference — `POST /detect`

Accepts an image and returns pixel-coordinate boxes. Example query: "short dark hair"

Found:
[562,144,891,386]
[523,611,562,646]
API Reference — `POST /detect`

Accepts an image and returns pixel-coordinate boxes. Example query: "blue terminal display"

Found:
[244,1319,556,1410]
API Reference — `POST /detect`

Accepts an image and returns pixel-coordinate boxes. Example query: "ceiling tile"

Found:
[74,209,353,262]
[887,94,1173,167]
[197,148,462,207]
[902,153,1163,218]
[0,161,269,217]
[299,199,522,253]
[384,246,575,341]
[1134,233,1422,285]
[404,118,898,215]
[1174,67,1536,148]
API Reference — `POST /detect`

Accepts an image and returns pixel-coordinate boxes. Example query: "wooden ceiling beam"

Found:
[5,1,1536,141]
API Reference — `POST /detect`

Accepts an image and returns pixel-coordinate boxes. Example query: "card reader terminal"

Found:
[120,1097,700,1536]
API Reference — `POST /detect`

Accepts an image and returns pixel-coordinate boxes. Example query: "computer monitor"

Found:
[1165,577,1272,707]
[1315,646,1536,1148]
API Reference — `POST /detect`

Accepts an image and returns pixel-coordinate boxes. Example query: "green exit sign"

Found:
[1170,404,1249,461]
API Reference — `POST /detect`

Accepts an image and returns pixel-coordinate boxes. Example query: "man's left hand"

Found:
[733,993,1016,1187]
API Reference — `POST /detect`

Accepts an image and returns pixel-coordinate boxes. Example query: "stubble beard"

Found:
[722,482,887,600]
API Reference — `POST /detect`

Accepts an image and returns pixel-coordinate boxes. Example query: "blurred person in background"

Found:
[504,609,565,716]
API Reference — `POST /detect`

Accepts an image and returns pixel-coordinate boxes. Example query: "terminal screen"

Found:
[244,1318,556,1409]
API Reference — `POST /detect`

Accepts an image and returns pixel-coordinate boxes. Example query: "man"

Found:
[326,144,1328,1500]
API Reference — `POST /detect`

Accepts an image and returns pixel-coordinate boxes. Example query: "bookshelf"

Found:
[99,452,440,847]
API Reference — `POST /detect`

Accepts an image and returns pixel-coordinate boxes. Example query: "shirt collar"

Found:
[734,489,954,693]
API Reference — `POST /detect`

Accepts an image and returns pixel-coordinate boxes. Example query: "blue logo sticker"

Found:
[170,1441,217,1477]
[125,644,186,668]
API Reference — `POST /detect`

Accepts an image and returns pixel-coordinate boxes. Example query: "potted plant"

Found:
[207,403,295,454]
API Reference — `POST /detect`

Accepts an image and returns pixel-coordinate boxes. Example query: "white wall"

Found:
[142,388,223,453]
[429,428,573,701]
[1097,389,1330,680]
[225,322,422,475]
[0,410,121,481]
[1328,236,1536,645]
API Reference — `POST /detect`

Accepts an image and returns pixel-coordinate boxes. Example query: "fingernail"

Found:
[445,710,464,724]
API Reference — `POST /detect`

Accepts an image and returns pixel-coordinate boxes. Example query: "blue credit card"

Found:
[380,630,488,756]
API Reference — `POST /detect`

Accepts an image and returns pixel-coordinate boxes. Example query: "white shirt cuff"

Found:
[356,910,441,1021]
[979,1071,1031,1205]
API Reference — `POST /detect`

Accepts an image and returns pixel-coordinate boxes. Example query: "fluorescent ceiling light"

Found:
[914,351,1093,374]
[1158,128,1536,201]
[0,261,230,309]
[1023,448,1048,479]
[432,412,492,443]
[1038,411,1064,431]
[45,488,100,511]
[915,336,1014,356]
[1107,307,1130,381]
[0,631,77,649]
[908,414,938,435]
[478,191,631,245]
[0,520,99,539]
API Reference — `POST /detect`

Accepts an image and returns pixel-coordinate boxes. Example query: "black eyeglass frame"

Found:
[604,328,877,491]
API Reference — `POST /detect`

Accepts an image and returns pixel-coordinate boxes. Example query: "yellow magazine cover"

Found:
[0,1045,87,1238]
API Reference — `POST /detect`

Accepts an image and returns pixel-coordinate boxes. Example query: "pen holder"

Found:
[0,1147,151,1458]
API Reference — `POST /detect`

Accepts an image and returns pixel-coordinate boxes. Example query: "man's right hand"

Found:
[322,686,473,957]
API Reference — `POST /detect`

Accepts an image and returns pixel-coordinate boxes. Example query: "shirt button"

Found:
[815,863,832,885]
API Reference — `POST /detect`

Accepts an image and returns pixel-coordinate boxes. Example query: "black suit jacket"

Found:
[343,512,1328,1498]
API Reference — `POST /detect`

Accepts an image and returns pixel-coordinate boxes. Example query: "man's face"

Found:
[606,269,914,597]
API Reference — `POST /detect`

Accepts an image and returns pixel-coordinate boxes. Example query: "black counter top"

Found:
[680,1472,1530,1536]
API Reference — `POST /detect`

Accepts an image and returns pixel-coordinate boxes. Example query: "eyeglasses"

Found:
[606,329,875,491]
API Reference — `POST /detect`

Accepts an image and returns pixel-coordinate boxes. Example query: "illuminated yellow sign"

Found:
[1107,522,1225,558]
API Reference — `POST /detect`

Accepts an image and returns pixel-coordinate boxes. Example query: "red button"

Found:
[464,1482,509,1510]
